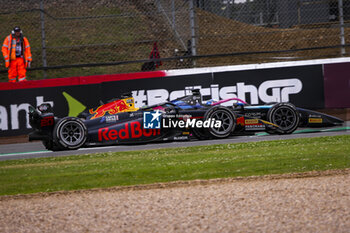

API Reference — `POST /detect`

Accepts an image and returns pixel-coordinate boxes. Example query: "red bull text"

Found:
[98,121,161,141]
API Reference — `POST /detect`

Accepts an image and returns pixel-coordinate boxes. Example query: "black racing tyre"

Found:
[204,106,236,138]
[53,117,87,150]
[42,139,64,151]
[192,126,212,140]
[267,103,299,134]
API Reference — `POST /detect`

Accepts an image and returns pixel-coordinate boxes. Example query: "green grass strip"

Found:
[0,135,349,196]
[256,126,350,136]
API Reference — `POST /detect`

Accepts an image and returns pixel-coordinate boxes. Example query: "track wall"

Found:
[0,58,349,137]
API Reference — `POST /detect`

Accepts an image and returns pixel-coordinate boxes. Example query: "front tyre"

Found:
[53,117,87,150]
[192,126,212,140]
[267,103,299,134]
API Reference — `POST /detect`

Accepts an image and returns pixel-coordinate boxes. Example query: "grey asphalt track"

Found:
[0,122,349,161]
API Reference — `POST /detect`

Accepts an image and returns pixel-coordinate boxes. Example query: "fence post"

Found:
[155,0,160,11]
[171,0,176,29]
[157,0,186,50]
[40,0,48,78]
[189,0,197,66]
[297,0,301,25]
[338,0,346,56]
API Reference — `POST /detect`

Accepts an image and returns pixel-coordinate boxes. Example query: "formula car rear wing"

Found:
[28,104,56,141]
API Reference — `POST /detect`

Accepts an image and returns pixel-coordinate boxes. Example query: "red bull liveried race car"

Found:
[28,90,344,151]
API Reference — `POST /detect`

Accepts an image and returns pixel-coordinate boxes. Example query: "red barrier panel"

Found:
[0,76,80,91]
[78,70,166,85]
[0,70,166,91]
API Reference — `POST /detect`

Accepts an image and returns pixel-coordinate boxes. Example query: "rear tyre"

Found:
[267,103,299,134]
[192,126,212,140]
[53,117,87,150]
[205,106,236,138]
[42,139,64,151]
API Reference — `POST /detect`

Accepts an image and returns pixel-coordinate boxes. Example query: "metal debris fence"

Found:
[0,0,349,81]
